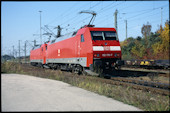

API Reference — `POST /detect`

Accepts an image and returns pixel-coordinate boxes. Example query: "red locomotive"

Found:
[30,25,122,76]
[30,43,47,66]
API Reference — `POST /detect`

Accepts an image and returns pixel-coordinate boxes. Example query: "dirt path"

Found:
[1,74,142,111]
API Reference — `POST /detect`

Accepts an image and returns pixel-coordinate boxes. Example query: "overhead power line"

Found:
[118,4,168,25]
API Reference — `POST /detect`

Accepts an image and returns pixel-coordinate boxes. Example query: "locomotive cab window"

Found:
[104,31,117,40]
[91,31,118,40]
[81,34,85,42]
[91,31,103,40]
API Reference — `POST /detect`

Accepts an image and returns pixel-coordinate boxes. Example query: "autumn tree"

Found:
[121,21,169,60]
[120,37,135,60]
[152,21,169,59]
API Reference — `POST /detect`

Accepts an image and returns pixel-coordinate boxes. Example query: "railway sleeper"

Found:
[111,77,169,90]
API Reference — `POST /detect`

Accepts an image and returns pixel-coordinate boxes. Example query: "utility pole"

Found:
[125,20,127,39]
[32,40,37,46]
[15,51,17,59]
[161,7,163,32]
[114,9,118,33]
[55,25,62,38]
[12,46,14,62]
[161,7,163,27]
[39,11,42,45]
[24,41,27,63]
[18,40,21,63]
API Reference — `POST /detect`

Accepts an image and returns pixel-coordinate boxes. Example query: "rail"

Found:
[109,76,169,96]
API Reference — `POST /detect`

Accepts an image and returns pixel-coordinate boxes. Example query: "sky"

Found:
[1,1,169,56]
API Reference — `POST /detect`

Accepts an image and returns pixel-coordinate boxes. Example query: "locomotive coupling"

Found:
[116,60,125,66]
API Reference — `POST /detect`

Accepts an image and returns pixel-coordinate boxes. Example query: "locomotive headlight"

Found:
[94,54,100,57]
[114,53,120,57]
[114,53,117,57]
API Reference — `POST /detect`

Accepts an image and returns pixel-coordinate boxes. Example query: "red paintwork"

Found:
[42,44,47,64]
[46,27,94,67]
[30,26,121,67]
[88,27,121,59]
[30,43,47,64]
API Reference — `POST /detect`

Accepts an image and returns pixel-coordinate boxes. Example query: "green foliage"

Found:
[121,21,169,60]
[131,42,145,59]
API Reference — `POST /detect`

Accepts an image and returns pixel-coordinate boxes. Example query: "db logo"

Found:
[104,46,110,51]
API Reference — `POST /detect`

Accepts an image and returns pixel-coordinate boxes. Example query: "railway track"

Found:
[112,78,169,96]
[110,77,169,90]
[107,75,169,96]
[23,63,170,96]
[84,69,169,96]
[121,66,169,74]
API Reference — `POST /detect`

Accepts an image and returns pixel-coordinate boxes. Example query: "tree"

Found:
[136,36,142,41]
[152,21,169,59]
[121,21,169,60]
[141,22,152,47]
[141,22,152,39]
[131,38,146,59]
[1,55,15,61]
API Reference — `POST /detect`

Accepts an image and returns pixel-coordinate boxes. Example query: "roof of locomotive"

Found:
[31,45,41,50]
[31,43,47,50]
[76,26,117,35]
[50,31,77,45]
[49,26,117,45]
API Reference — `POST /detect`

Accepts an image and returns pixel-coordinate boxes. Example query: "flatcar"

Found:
[30,25,123,75]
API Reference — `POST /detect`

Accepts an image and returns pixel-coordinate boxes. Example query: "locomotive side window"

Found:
[91,31,118,40]
[81,34,85,42]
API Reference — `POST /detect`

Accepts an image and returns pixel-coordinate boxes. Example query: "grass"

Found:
[1,62,169,111]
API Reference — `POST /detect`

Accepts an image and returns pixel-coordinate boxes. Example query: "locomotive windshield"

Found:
[91,31,118,40]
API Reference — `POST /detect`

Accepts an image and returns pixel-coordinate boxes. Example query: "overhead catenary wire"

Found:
[67,2,168,36]
[44,2,94,36]
[47,2,91,27]
[37,2,86,38]
[63,1,123,32]
[52,1,129,35]
[127,12,169,31]
[46,2,79,25]
[97,2,168,27]
[118,8,169,37]
[27,1,169,53]
[58,1,117,30]
[118,4,169,25]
